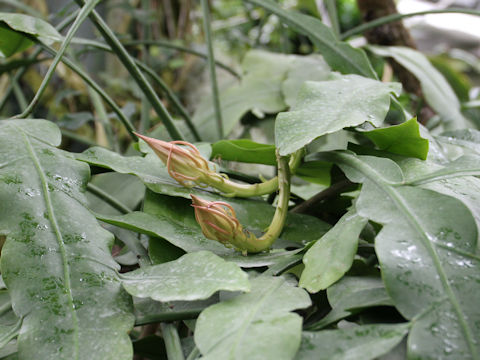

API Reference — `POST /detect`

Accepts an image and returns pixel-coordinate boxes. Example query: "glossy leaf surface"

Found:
[298,324,409,360]
[0,120,134,360]
[194,275,311,360]
[329,151,480,359]
[300,209,367,292]
[0,13,61,57]
[276,75,401,155]
[121,251,249,301]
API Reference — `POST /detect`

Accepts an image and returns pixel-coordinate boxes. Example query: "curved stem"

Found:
[13,0,100,118]
[73,0,185,141]
[160,323,185,360]
[257,151,291,244]
[86,183,131,214]
[341,8,480,40]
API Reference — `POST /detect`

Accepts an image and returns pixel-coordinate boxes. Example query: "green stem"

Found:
[160,323,185,360]
[73,40,202,141]
[73,0,185,141]
[341,8,480,40]
[205,149,302,198]
[87,87,118,151]
[10,73,28,111]
[0,10,79,113]
[86,183,132,214]
[201,0,224,139]
[38,42,138,142]
[257,151,290,244]
[140,0,151,134]
[13,0,100,118]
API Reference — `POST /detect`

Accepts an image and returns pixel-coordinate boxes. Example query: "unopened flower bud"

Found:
[190,194,259,253]
[135,133,211,187]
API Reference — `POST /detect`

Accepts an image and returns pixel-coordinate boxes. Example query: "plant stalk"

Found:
[200,0,224,139]
[160,323,185,360]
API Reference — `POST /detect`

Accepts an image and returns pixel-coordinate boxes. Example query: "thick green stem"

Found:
[14,0,100,118]
[240,151,291,253]
[73,0,185,140]
[201,0,224,139]
[160,323,185,360]
[206,149,302,197]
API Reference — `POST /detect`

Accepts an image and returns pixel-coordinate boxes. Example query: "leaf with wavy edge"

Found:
[121,251,250,302]
[322,151,480,359]
[0,120,133,360]
[195,275,311,360]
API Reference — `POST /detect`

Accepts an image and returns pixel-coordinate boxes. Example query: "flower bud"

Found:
[190,194,258,253]
[135,133,211,187]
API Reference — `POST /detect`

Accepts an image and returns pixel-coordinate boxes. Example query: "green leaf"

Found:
[300,208,367,292]
[211,139,276,165]
[0,13,61,57]
[120,251,250,302]
[307,276,393,330]
[244,0,376,78]
[192,50,331,141]
[295,161,332,185]
[368,46,469,129]
[194,275,311,360]
[328,150,480,359]
[276,75,401,155]
[363,117,429,160]
[0,120,134,360]
[298,324,409,360]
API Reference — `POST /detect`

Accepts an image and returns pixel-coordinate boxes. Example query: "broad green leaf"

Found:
[0,13,61,57]
[120,251,249,302]
[368,46,469,129]
[307,276,393,330]
[211,139,276,165]
[192,50,331,141]
[281,55,331,107]
[194,276,311,360]
[405,155,480,185]
[245,0,376,78]
[328,151,480,359]
[363,117,429,160]
[276,76,401,155]
[0,120,134,359]
[298,324,409,360]
[300,208,367,292]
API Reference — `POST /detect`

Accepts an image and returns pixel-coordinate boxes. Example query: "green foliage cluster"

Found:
[0,0,480,359]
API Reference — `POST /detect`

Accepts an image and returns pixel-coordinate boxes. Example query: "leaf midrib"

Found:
[21,128,80,359]
[341,153,478,358]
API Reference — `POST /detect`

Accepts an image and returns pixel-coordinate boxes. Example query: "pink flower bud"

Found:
[135,133,211,187]
[190,194,257,252]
